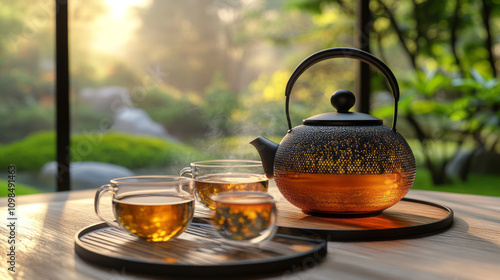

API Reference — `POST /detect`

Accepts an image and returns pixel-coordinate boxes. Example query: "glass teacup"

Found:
[179,160,268,209]
[94,175,195,242]
[211,192,277,245]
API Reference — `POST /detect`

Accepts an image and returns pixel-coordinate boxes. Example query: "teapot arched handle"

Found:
[285,47,400,132]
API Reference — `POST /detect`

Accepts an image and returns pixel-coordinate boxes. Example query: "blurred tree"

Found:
[0,0,111,107]
[0,1,52,106]
[200,73,239,136]
[288,0,500,184]
[129,0,294,94]
[0,0,139,142]
[0,1,56,142]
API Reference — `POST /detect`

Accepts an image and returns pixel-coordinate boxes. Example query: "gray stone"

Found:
[79,86,132,113]
[109,107,177,140]
[445,149,475,179]
[446,148,500,179]
[78,86,177,140]
[39,161,135,190]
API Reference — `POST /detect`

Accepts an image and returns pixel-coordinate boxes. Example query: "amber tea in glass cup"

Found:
[179,160,268,209]
[211,192,277,244]
[94,176,194,242]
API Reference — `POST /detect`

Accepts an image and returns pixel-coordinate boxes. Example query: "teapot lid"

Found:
[303,89,382,126]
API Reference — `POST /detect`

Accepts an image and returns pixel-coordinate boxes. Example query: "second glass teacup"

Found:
[179,160,268,209]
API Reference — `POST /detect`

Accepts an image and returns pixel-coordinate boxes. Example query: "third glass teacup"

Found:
[212,192,277,244]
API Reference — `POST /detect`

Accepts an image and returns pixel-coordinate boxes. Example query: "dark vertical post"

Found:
[355,0,371,114]
[55,0,70,191]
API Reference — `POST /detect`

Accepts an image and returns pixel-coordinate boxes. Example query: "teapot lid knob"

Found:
[302,88,382,126]
[331,89,355,113]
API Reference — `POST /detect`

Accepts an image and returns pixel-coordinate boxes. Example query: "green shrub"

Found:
[0,105,54,143]
[412,168,500,196]
[0,180,42,197]
[0,131,209,171]
[70,132,208,169]
[71,104,111,133]
[135,86,209,139]
[0,131,56,171]
[199,74,239,136]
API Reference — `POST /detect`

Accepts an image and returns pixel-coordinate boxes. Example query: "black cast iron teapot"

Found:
[251,48,416,217]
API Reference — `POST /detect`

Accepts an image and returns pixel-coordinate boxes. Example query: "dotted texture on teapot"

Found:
[274,125,415,176]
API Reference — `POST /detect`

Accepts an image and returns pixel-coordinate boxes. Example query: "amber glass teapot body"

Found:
[274,125,415,216]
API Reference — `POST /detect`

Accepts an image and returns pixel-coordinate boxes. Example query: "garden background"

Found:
[1,0,499,196]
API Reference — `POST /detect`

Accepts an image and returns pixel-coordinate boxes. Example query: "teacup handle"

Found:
[179,168,196,195]
[94,184,121,229]
[179,167,192,177]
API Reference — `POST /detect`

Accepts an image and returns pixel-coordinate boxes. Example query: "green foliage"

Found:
[71,104,111,133]
[0,49,54,107]
[374,71,454,123]
[412,169,500,197]
[200,73,239,136]
[134,86,185,122]
[0,131,208,172]
[135,75,241,139]
[286,0,327,14]
[0,105,54,143]
[234,69,344,137]
[134,86,207,138]
[191,136,282,161]
[412,71,453,98]
[233,75,287,137]
[0,131,56,171]
[71,132,207,169]
[0,180,42,197]
[407,139,463,168]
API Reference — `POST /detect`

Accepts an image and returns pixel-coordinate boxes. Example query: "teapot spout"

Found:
[250,136,279,179]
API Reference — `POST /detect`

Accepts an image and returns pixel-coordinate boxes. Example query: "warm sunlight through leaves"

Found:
[92,0,151,55]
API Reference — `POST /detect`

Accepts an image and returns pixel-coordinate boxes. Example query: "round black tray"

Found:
[75,218,327,278]
[275,197,454,241]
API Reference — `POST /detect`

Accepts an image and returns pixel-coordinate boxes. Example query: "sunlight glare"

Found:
[91,0,152,56]
[104,0,150,17]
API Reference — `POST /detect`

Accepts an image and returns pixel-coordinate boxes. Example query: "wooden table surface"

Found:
[1,183,500,280]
